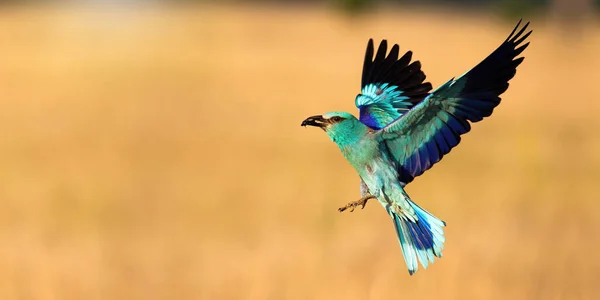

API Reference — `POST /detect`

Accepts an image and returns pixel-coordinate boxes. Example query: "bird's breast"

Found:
[340,143,378,168]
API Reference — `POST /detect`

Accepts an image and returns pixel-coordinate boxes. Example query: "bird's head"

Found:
[301,112,364,144]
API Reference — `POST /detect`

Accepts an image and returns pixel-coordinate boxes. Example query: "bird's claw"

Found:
[338,195,376,213]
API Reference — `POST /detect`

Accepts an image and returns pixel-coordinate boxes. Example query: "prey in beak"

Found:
[301,115,328,129]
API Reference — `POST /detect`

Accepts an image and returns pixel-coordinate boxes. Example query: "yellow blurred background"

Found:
[0,1,599,299]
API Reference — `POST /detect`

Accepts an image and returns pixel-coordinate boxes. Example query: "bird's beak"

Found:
[301,115,328,128]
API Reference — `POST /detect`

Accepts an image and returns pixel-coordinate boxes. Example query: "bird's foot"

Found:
[338,195,376,212]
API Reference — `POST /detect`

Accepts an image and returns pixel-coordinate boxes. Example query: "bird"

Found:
[301,20,532,275]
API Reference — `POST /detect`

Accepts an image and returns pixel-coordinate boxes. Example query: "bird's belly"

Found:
[357,156,399,204]
[339,138,400,205]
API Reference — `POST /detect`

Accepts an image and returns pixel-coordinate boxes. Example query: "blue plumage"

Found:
[301,20,532,275]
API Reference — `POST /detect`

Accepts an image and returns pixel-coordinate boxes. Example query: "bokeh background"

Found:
[0,0,599,299]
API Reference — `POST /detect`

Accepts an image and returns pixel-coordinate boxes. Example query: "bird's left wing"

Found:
[356,39,432,130]
[377,20,532,185]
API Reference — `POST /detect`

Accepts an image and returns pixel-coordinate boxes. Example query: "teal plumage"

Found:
[301,20,532,275]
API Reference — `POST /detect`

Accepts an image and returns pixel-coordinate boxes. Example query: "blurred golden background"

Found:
[0,1,599,299]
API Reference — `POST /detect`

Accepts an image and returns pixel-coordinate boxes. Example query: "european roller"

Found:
[301,20,531,275]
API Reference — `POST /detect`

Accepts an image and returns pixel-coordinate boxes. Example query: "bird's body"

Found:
[302,20,532,275]
[325,115,401,204]
[321,113,447,272]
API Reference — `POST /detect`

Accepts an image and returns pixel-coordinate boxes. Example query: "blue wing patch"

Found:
[356,83,412,129]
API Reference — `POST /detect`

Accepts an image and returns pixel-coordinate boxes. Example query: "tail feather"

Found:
[392,214,419,273]
[387,200,446,275]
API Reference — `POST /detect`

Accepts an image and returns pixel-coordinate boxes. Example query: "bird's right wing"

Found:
[356,39,432,130]
[377,20,532,185]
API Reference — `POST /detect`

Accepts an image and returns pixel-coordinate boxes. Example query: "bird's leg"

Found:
[338,194,376,213]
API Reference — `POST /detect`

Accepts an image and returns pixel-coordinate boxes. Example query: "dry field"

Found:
[0,2,599,299]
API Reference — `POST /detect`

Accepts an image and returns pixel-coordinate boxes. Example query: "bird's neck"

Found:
[330,124,372,165]
[330,125,368,149]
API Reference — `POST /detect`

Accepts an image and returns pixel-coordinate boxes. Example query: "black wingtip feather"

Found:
[513,42,530,57]
[505,19,524,42]
[511,57,525,68]
[514,30,532,47]
[361,39,432,104]
[509,21,530,44]
[397,51,412,67]
[460,20,532,98]
[388,44,400,61]
[362,39,375,87]
[375,40,388,62]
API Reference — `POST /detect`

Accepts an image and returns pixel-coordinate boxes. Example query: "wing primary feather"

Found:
[375,40,388,62]
[361,39,375,87]
[505,19,523,42]
[509,21,530,43]
[514,31,532,46]
[378,44,400,83]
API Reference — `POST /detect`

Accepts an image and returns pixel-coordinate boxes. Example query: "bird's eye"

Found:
[331,116,343,123]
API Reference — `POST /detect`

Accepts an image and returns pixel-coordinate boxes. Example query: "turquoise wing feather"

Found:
[377,20,532,185]
[356,39,432,130]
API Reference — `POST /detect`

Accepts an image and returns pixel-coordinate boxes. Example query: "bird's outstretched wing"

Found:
[356,39,432,130]
[377,20,532,185]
